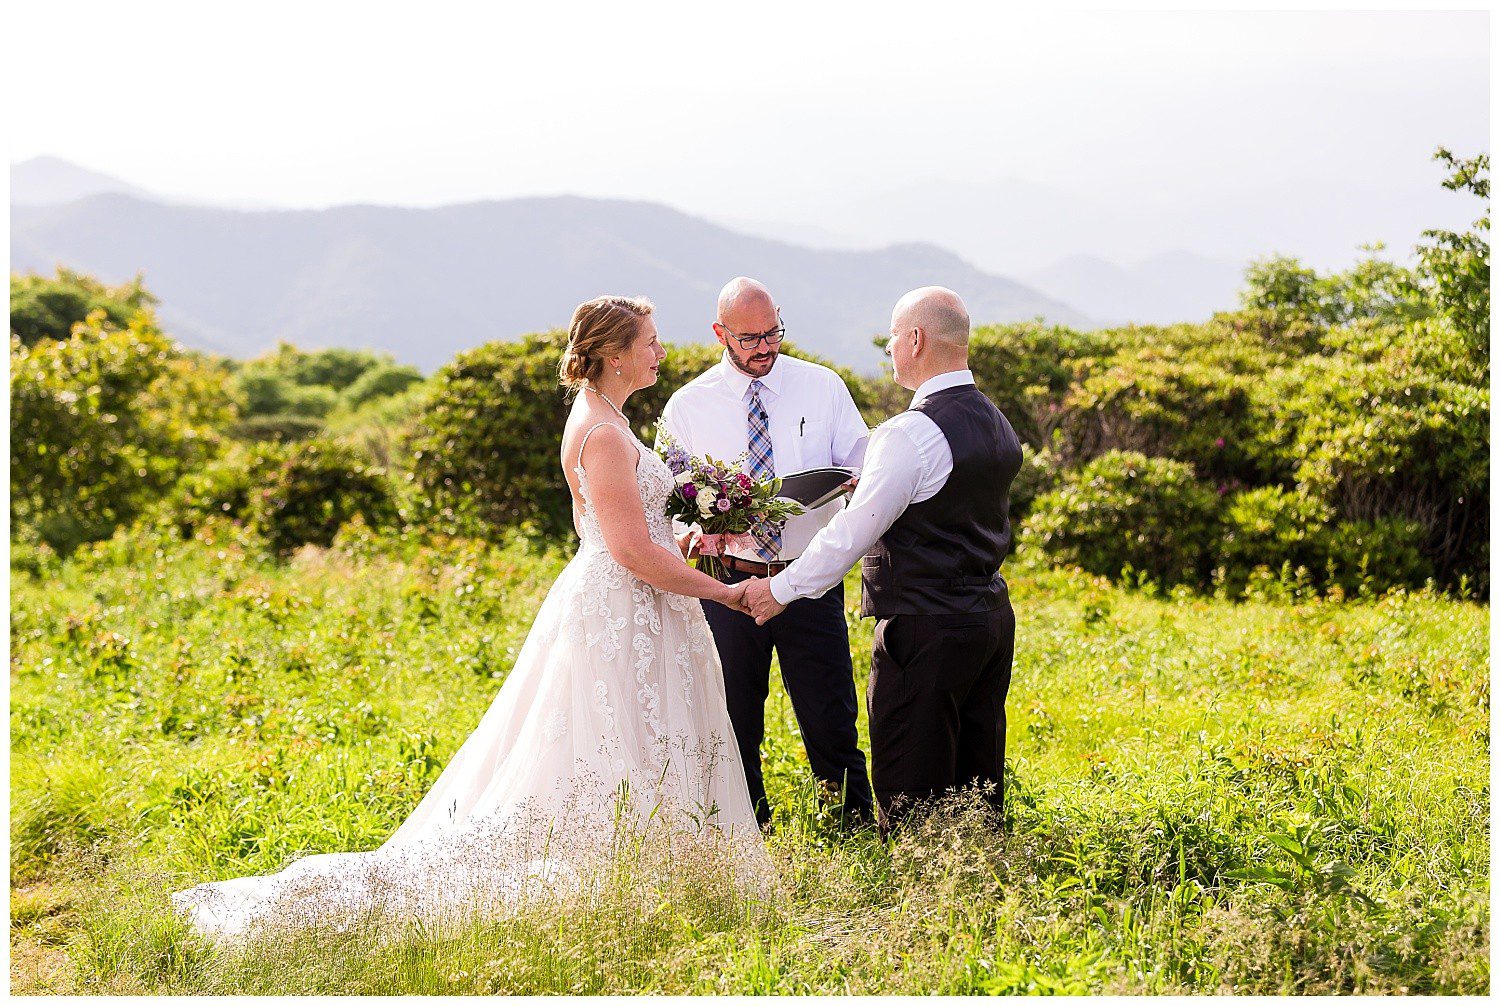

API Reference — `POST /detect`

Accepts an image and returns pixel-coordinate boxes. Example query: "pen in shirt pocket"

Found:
[799,417,805,437]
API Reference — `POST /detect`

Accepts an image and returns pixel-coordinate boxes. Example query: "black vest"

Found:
[860,384,1023,618]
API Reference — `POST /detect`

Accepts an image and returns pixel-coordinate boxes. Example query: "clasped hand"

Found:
[720,577,786,625]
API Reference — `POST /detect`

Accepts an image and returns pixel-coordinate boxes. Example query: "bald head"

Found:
[893,286,970,348]
[717,277,775,326]
[713,276,782,377]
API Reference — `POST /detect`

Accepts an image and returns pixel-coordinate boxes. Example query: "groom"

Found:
[658,277,875,828]
[744,287,1023,832]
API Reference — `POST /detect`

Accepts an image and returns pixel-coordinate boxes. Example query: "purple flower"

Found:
[716,498,731,512]
[682,483,698,500]
[664,446,690,475]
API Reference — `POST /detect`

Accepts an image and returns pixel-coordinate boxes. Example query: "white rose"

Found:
[675,471,694,486]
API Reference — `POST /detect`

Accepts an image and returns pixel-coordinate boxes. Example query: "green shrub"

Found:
[157,442,292,537]
[1024,450,1220,586]
[280,384,340,419]
[232,369,346,419]
[407,331,573,537]
[9,522,60,579]
[326,382,433,471]
[1070,343,1267,482]
[342,364,424,409]
[1217,486,1335,588]
[1323,517,1433,595]
[230,370,296,416]
[968,322,1112,449]
[1008,444,1059,524]
[10,317,235,554]
[274,345,391,391]
[9,268,158,347]
[232,345,400,419]
[1411,149,1488,373]
[230,414,326,444]
[1240,252,1426,329]
[249,440,397,553]
[1264,353,1487,589]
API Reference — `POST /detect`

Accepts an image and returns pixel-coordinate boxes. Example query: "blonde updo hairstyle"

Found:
[559,295,656,394]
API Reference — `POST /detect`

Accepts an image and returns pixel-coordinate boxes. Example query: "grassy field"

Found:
[9,520,1490,994]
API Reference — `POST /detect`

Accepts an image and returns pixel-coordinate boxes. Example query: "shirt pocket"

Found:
[794,418,834,469]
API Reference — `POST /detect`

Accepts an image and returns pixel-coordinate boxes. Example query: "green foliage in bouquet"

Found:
[656,426,803,577]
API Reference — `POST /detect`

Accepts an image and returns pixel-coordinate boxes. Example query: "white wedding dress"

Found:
[172,422,771,938]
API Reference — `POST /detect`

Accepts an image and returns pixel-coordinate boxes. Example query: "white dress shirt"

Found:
[658,351,870,561]
[768,369,975,605]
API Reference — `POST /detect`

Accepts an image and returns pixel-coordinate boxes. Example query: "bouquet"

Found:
[656,424,804,579]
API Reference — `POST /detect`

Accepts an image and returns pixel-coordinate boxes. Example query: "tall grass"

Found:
[9,521,1489,993]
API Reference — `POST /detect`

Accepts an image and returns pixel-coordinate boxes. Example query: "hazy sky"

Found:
[7,3,1490,272]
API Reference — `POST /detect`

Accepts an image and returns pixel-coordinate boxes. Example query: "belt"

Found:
[721,554,792,577]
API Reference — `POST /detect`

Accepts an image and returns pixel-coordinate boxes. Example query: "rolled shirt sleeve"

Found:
[768,421,924,605]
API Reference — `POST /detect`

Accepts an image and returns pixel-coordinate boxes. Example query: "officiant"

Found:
[657,277,875,828]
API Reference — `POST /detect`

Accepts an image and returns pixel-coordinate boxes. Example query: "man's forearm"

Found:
[769,479,914,603]
[770,426,921,605]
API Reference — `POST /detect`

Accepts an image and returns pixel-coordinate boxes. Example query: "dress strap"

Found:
[577,421,630,472]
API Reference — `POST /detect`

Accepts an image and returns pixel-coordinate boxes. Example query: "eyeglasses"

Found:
[719,312,786,351]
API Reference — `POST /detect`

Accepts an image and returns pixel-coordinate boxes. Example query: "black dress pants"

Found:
[867,602,1015,830]
[701,568,874,826]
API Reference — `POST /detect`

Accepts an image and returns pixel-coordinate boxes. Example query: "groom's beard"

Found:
[727,348,777,377]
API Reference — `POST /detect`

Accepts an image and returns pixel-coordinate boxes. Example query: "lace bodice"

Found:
[573,422,677,553]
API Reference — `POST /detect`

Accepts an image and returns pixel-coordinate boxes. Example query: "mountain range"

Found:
[11,156,154,207]
[11,159,1087,370]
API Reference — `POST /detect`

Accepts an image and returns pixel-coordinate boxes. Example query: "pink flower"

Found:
[716,498,731,512]
[1215,437,1226,448]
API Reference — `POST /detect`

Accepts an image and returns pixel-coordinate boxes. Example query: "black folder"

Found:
[775,467,858,510]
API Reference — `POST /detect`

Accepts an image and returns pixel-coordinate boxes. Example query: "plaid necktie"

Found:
[745,379,781,561]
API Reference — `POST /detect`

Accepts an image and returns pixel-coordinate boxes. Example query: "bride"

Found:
[172,296,772,938]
